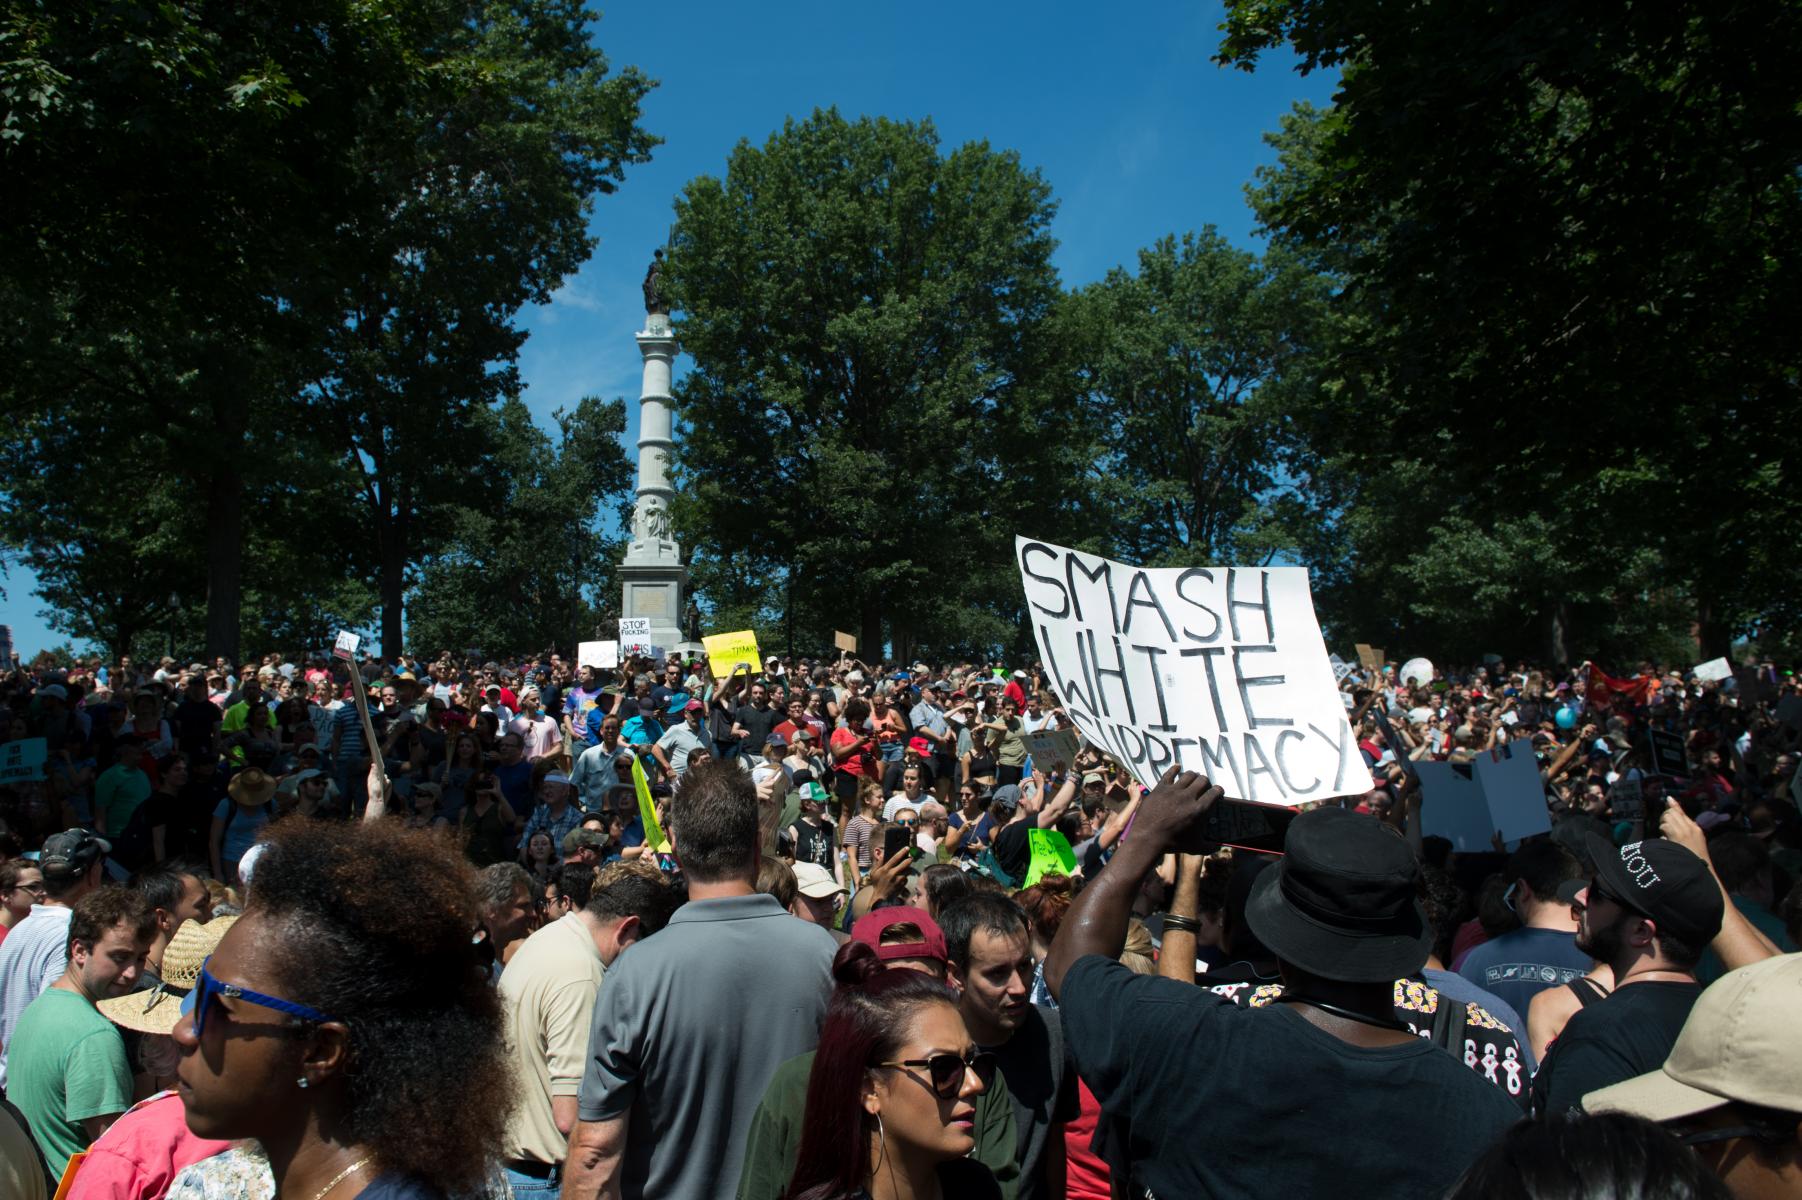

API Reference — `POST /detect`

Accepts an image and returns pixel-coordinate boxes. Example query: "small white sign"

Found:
[333,630,361,661]
[1693,657,1732,683]
[619,617,652,638]
[579,640,620,669]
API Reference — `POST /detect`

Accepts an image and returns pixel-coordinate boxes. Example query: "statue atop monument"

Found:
[642,248,670,316]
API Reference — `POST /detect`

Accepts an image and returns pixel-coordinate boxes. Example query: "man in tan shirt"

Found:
[497,862,683,1197]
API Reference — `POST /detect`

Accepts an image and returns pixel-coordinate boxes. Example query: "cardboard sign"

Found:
[1693,657,1732,683]
[1022,728,1081,772]
[1015,537,1372,806]
[0,737,47,784]
[703,630,761,679]
[332,630,360,661]
[1355,643,1381,670]
[1022,828,1078,888]
[1416,743,1550,851]
[631,754,670,852]
[834,631,857,652]
[1646,728,1688,777]
[1369,705,1419,785]
[578,640,619,669]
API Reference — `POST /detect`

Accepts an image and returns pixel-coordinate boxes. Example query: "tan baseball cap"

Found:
[1584,953,1802,1121]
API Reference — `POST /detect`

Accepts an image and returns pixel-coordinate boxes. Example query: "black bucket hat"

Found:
[1245,806,1431,982]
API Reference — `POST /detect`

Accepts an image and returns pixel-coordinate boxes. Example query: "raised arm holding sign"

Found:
[1015,536,1371,808]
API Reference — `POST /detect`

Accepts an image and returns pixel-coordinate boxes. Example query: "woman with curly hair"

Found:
[172,818,512,1200]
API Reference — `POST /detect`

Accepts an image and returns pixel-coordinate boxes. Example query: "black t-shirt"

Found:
[851,1158,1000,1200]
[1204,967,1530,1108]
[790,817,834,871]
[172,699,221,753]
[988,1004,1079,1200]
[1061,954,1520,1200]
[733,702,784,750]
[881,759,936,794]
[993,819,1033,883]
[1531,980,1702,1117]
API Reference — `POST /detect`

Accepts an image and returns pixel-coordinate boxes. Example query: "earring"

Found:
[873,1112,886,1172]
[296,1077,309,1089]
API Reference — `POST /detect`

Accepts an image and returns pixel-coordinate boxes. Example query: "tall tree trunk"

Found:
[203,360,248,663]
[860,595,882,666]
[378,490,408,657]
[1545,600,1571,666]
[1695,594,1730,661]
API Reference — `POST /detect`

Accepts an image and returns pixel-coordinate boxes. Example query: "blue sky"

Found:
[0,2,1336,657]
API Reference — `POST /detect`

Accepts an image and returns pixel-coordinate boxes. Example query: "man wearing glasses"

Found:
[0,861,46,950]
[1530,836,1724,1116]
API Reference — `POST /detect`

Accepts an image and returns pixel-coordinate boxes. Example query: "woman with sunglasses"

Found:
[172,818,511,1200]
[784,948,1001,1200]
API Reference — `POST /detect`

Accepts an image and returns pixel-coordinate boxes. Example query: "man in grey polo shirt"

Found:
[563,760,836,1200]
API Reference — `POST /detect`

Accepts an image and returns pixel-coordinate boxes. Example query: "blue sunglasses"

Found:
[189,958,339,1037]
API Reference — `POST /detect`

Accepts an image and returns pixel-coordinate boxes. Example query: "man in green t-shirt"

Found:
[91,741,151,842]
[9,885,157,1177]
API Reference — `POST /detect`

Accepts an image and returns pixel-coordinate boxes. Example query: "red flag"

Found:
[1585,662,1652,710]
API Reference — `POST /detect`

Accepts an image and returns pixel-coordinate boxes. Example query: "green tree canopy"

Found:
[1070,230,1334,570]
[1218,0,1802,661]
[667,108,1094,659]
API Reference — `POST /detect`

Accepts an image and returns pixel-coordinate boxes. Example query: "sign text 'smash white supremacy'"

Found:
[1016,537,1372,806]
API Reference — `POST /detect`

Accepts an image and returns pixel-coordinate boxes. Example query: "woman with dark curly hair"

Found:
[172,818,512,1200]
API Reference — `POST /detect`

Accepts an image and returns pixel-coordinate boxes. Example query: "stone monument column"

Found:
[618,249,690,654]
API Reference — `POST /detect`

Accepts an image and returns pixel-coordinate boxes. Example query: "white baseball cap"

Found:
[792,861,846,899]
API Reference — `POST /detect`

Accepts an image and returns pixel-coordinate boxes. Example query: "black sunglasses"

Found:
[878,1048,996,1099]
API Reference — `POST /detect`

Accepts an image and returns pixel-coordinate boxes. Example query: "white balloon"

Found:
[1400,657,1435,687]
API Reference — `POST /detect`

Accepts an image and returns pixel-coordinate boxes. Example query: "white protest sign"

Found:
[1329,653,1355,683]
[0,737,47,784]
[578,640,620,669]
[1416,743,1550,851]
[1015,537,1371,805]
[1693,657,1732,684]
[618,618,655,658]
[332,630,360,661]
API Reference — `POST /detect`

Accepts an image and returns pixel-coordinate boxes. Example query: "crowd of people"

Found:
[0,644,1798,1199]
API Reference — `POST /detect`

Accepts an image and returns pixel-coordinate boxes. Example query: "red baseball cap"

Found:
[851,906,948,966]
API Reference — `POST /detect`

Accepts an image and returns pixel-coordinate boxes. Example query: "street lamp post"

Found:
[168,592,180,662]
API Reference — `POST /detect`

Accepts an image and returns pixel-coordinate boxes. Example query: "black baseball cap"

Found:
[1583,835,1724,947]
[40,829,111,878]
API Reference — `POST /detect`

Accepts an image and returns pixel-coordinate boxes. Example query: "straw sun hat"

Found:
[97,915,238,1035]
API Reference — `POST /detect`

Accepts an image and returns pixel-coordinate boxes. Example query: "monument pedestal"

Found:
[620,305,688,654]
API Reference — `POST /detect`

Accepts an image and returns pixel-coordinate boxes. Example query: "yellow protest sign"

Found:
[631,755,670,853]
[703,629,761,679]
[1022,828,1077,888]
[833,630,857,652]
